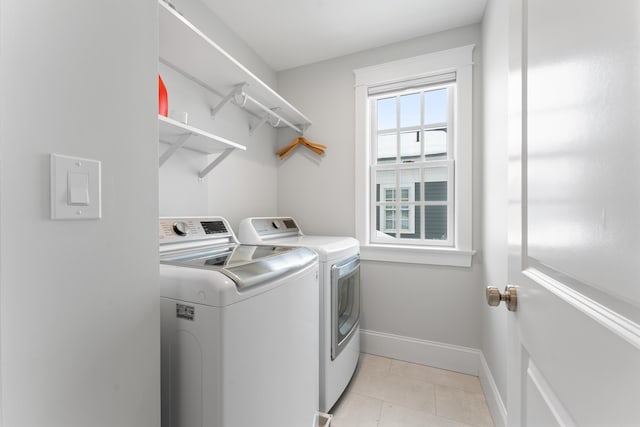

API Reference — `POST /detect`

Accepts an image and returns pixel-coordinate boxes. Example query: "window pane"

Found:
[375,204,396,237]
[377,97,396,130]
[377,133,397,163]
[425,129,447,159]
[399,206,412,233]
[401,206,421,239]
[375,170,396,202]
[425,206,447,240]
[400,93,420,127]
[401,207,409,227]
[426,181,448,202]
[424,167,448,202]
[424,88,448,125]
[400,131,421,162]
[399,168,420,202]
[385,207,395,230]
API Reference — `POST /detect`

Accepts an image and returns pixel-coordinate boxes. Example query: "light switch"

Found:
[67,172,90,206]
[51,154,101,220]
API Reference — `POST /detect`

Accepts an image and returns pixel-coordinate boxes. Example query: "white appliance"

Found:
[238,217,360,412]
[159,216,319,427]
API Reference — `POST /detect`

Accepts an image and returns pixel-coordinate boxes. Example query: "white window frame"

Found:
[354,45,475,267]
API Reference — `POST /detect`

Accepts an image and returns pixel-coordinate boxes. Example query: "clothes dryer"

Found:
[238,217,360,412]
[159,216,319,427]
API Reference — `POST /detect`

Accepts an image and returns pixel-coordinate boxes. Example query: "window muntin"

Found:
[370,84,455,246]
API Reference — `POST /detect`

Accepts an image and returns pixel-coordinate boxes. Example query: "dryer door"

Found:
[331,255,360,360]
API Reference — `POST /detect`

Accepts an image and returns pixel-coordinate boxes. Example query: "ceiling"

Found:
[201,0,487,71]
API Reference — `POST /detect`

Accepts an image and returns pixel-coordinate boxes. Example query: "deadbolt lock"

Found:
[486,285,518,312]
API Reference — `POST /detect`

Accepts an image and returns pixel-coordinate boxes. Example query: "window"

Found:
[372,84,454,246]
[354,46,475,267]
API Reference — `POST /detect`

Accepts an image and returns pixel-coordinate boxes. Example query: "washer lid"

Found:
[160,244,317,289]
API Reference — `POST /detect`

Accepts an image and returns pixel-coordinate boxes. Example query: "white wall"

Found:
[276,25,484,352]
[167,0,276,90]
[159,0,281,230]
[480,0,509,422]
[0,1,159,426]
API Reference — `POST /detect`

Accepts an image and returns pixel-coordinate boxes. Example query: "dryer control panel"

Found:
[239,217,302,242]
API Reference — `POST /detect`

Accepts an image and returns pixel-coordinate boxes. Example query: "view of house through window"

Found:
[371,82,454,246]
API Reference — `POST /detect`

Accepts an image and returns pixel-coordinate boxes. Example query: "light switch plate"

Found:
[51,154,101,220]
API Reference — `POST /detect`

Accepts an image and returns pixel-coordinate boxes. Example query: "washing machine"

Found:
[159,216,319,427]
[238,217,360,412]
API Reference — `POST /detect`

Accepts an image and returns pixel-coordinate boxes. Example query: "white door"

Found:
[503,0,640,425]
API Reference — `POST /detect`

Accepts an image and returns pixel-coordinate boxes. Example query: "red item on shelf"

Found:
[158,75,168,116]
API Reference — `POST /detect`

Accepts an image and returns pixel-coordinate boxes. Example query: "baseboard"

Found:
[479,352,508,427]
[360,329,507,427]
[359,329,480,375]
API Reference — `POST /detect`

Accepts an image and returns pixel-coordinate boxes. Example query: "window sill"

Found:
[360,244,475,267]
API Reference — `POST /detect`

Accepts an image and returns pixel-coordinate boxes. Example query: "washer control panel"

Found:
[159,217,236,245]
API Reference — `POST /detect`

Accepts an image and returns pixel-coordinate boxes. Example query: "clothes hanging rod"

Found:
[241,92,305,134]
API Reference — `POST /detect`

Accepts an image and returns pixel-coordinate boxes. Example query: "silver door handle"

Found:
[486,286,518,312]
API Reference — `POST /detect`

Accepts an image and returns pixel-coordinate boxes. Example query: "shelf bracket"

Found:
[159,133,190,166]
[198,148,235,179]
[268,107,282,127]
[210,83,246,119]
[240,93,304,134]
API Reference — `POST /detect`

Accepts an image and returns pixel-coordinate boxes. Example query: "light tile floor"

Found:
[326,353,494,427]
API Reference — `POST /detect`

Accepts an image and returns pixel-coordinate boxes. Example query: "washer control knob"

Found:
[173,221,188,236]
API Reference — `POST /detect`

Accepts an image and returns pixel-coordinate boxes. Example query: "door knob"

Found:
[486,286,518,312]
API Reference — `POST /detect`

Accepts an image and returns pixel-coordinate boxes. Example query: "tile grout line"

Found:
[375,395,384,427]
[434,380,439,418]
[339,354,493,426]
